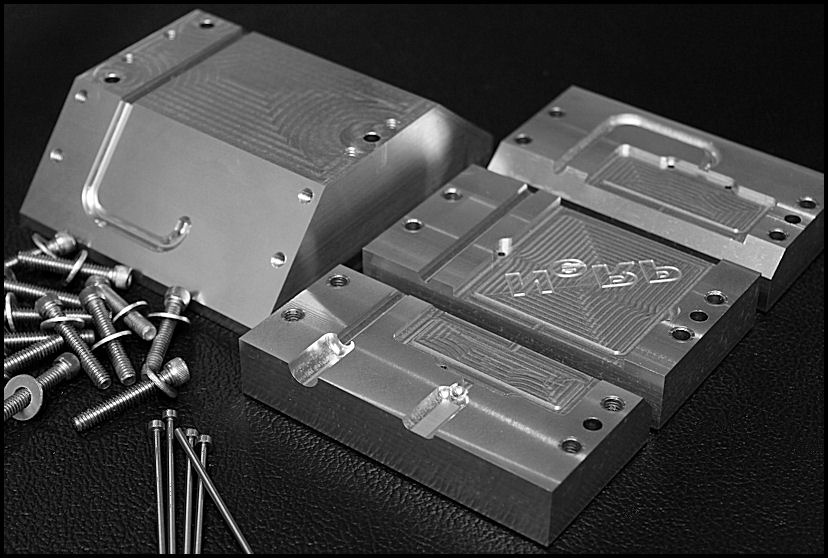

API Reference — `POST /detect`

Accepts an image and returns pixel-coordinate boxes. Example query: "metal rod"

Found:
[164,410,177,554]
[148,420,167,554]
[193,435,210,554]
[183,428,198,553]
[174,428,253,554]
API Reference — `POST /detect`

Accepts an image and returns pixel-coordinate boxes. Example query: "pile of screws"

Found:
[3,231,193,429]
[150,409,252,554]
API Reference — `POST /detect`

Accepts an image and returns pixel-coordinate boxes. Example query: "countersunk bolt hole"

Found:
[705,290,727,305]
[74,90,88,103]
[442,188,462,201]
[298,188,314,204]
[199,18,215,29]
[768,229,787,242]
[548,107,566,118]
[404,218,423,232]
[281,308,305,322]
[327,274,350,288]
[363,132,381,143]
[582,418,603,431]
[798,197,817,210]
[689,310,709,322]
[102,72,122,84]
[270,252,287,268]
[601,396,625,412]
[50,149,64,162]
[670,327,694,342]
[514,134,532,145]
[784,214,801,224]
[561,438,582,454]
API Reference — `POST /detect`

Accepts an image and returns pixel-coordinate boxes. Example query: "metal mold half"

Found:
[240,266,650,545]
[488,86,823,310]
[20,10,492,328]
[363,166,760,428]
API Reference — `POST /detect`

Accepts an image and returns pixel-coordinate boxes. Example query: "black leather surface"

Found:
[4,5,823,554]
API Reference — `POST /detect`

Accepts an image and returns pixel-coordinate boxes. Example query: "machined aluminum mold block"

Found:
[488,86,823,310]
[363,166,760,428]
[240,266,650,544]
[20,10,491,328]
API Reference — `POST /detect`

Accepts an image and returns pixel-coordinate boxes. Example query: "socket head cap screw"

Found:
[162,408,178,420]
[164,286,191,308]
[52,231,78,253]
[34,293,63,315]
[78,286,105,305]
[185,427,199,438]
[55,352,82,379]
[148,419,164,432]
[111,265,133,290]
[197,434,212,446]
[85,275,111,289]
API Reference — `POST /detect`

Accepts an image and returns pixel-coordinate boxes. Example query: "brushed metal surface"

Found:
[240,266,650,544]
[488,86,823,310]
[19,10,491,328]
[364,166,760,427]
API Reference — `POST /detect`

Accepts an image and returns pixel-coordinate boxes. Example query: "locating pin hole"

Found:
[689,310,708,322]
[768,229,787,242]
[404,218,423,232]
[442,188,462,201]
[670,327,694,342]
[270,252,286,268]
[363,132,381,143]
[496,237,513,258]
[548,107,565,118]
[784,215,801,224]
[705,290,727,305]
[582,418,603,431]
[798,197,817,210]
[514,134,532,145]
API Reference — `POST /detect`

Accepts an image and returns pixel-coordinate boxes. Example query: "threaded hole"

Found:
[164,29,177,40]
[514,134,532,145]
[689,310,708,322]
[270,252,286,268]
[670,327,694,341]
[705,290,727,305]
[798,197,817,210]
[199,18,215,29]
[601,396,625,412]
[548,107,565,117]
[442,188,462,201]
[404,218,423,232]
[49,149,64,162]
[327,274,350,288]
[281,308,305,322]
[74,90,88,103]
[298,188,314,204]
[102,72,122,83]
[122,53,134,64]
[582,418,603,431]
[561,438,582,454]
[784,214,801,224]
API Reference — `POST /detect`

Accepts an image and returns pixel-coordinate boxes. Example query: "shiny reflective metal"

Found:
[163,409,177,554]
[3,353,80,422]
[5,277,82,308]
[183,427,199,554]
[148,419,166,555]
[142,287,190,376]
[4,231,77,271]
[175,429,252,554]
[15,251,133,289]
[4,330,96,353]
[71,357,190,432]
[87,275,156,341]
[20,9,491,328]
[364,166,760,427]
[240,266,650,544]
[80,286,136,385]
[488,86,824,310]
[193,434,211,555]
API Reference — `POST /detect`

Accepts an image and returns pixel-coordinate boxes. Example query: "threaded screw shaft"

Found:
[87,276,155,341]
[37,295,111,390]
[144,299,185,373]
[71,358,190,432]
[3,332,94,380]
[4,330,96,352]
[81,288,136,386]
[9,307,92,326]
[5,278,82,307]
[4,353,80,421]
[4,231,76,271]
[16,253,132,289]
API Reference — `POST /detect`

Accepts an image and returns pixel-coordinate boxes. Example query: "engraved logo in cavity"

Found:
[506,258,682,297]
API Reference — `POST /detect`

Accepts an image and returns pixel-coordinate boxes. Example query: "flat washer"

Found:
[145,369,178,399]
[40,316,86,330]
[147,312,191,324]
[91,330,132,351]
[62,249,88,285]
[31,233,58,258]
[112,300,148,323]
[4,374,44,421]
[5,292,17,332]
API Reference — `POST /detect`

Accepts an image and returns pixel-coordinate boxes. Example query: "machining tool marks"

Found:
[459,206,711,355]
[589,147,768,236]
[397,308,596,413]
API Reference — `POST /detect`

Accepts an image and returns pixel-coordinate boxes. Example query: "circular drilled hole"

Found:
[102,72,122,84]
[670,327,694,341]
[548,106,566,118]
[404,218,423,232]
[199,18,215,29]
[705,290,727,305]
[784,214,801,224]
[384,118,400,130]
[49,149,64,162]
[601,396,626,412]
[561,438,582,454]
[74,90,88,103]
[798,197,817,210]
[514,134,532,145]
[281,308,305,322]
[164,29,177,40]
[298,188,314,204]
[363,132,381,143]
[665,156,677,169]
[442,188,462,201]
[270,252,287,268]
[582,418,603,431]
[768,229,787,242]
[689,310,709,322]
[724,185,733,190]
[327,274,350,288]
[122,53,134,64]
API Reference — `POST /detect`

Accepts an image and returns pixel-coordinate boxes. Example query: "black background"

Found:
[3,4,824,554]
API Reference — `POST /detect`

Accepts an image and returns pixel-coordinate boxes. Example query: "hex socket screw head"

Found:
[36,294,111,390]
[15,251,134,289]
[71,358,190,432]
[4,230,77,271]
[3,352,81,422]
[142,286,191,375]
[86,275,156,341]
